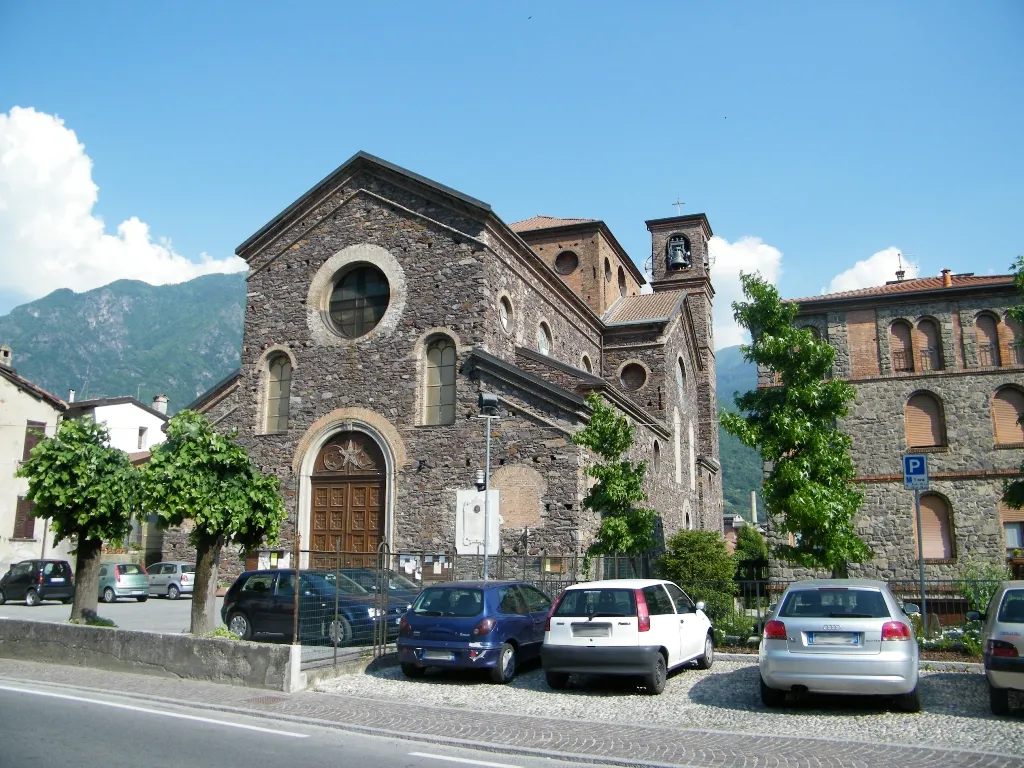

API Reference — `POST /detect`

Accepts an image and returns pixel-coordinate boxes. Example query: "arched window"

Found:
[537,322,552,356]
[915,493,955,560]
[889,320,914,372]
[976,313,1002,367]
[688,421,696,491]
[498,296,513,334]
[604,259,612,283]
[265,354,292,434]
[617,266,627,298]
[917,318,943,371]
[652,440,661,474]
[424,337,457,425]
[992,386,1024,445]
[676,357,687,412]
[905,391,946,448]
[1006,316,1024,366]
[803,326,821,340]
[581,354,593,374]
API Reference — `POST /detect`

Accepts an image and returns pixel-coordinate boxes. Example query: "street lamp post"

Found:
[478,391,499,581]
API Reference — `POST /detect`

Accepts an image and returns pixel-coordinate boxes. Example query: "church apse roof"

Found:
[604,291,685,325]
[509,215,597,232]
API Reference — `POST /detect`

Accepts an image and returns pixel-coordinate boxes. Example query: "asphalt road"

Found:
[0,684,594,768]
[0,593,224,633]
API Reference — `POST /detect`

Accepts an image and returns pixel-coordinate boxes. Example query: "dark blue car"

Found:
[397,580,553,683]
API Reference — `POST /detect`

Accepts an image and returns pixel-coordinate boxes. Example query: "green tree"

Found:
[1002,256,1024,517]
[573,393,656,574]
[733,524,770,580]
[139,410,287,634]
[15,419,138,621]
[720,272,871,577]
[657,530,737,621]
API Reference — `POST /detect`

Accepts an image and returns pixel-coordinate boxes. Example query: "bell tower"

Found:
[645,213,713,293]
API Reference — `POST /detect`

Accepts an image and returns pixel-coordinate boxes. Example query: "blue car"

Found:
[397,580,553,683]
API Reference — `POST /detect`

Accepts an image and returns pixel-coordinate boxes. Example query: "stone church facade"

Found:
[173,152,722,573]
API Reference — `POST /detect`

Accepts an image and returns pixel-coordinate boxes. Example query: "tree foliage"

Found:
[139,410,287,633]
[719,272,870,576]
[733,524,770,580]
[657,530,737,620]
[572,393,656,564]
[15,418,138,620]
[1002,256,1024,511]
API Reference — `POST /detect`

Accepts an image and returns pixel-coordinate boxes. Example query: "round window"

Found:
[554,251,579,275]
[329,266,390,338]
[499,296,513,333]
[620,363,647,391]
[538,323,552,356]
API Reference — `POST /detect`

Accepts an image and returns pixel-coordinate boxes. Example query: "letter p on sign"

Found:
[903,454,929,491]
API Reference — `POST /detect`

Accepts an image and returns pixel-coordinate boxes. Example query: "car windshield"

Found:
[412,587,483,617]
[779,588,890,619]
[339,568,420,591]
[313,571,370,594]
[554,588,636,618]
[997,589,1024,624]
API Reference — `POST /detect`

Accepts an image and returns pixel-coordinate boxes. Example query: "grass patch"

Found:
[69,615,117,628]
[203,625,242,640]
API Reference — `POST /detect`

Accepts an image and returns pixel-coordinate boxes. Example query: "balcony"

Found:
[977,342,1002,368]
[890,349,913,373]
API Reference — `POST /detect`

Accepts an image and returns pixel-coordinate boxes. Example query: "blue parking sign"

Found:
[903,454,929,491]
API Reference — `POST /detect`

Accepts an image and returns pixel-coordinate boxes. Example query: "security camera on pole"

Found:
[903,453,930,636]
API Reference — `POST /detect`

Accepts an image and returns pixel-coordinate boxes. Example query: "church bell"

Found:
[667,242,689,270]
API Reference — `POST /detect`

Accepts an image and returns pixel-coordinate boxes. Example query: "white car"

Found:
[970,580,1024,715]
[541,579,714,694]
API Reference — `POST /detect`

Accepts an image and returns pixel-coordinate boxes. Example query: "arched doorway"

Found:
[310,432,385,566]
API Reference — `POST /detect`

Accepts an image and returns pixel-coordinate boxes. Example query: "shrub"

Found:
[69,613,116,628]
[204,625,241,641]
[953,558,1011,613]
[657,530,737,622]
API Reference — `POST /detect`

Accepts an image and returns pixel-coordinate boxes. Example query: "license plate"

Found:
[572,623,611,638]
[808,632,858,646]
[50,578,65,583]
[422,650,454,661]
[131,590,145,595]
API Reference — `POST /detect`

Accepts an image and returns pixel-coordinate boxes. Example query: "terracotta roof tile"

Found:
[605,292,684,323]
[510,215,597,233]
[128,451,151,465]
[793,273,1015,304]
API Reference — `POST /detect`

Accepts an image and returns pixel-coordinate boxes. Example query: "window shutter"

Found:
[906,394,944,447]
[917,494,953,560]
[976,315,1001,366]
[890,322,913,371]
[23,421,46,461]
[993,388,1024,444]
[999,502,1024,524]
[916,319,943,371]
[13,496,36,539]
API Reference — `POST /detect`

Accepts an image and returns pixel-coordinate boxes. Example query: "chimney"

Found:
[0,345,11,368]
[941,268,952,288]
[152,394,168,415]
[68,389,76,403]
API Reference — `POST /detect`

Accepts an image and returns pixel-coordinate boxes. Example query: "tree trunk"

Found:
[70,537,103,622]
[831,562,849,579]
[190,534,224,635]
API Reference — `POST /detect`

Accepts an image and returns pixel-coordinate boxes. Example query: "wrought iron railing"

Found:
[977,342,1001,367]
[918,347,942,371]
[891,349,913,372]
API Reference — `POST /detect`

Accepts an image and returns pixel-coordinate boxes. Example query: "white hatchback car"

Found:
[541,579,714,694]
[970,580,1024,715]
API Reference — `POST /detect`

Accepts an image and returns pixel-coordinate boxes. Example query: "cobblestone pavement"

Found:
[1,658,1021,768]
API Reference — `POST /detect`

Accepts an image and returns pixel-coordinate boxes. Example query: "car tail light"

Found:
[181,573,189,583]
[634,588,650,632]
[989,639,1020,658]
[38,570,44,585]
[764,620,787,640]
[472,617,496,637]
[399,615,411,638]
[115,568,121,584]
[881,621,912,641]
[545,591,566,632]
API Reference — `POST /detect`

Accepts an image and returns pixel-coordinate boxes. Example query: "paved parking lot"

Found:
[317,659,1023,756]
[0,594,224,634]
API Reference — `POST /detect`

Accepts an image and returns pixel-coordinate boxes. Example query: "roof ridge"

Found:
[793,273,1015,304]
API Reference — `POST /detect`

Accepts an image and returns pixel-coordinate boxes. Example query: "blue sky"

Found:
[1,2,1022,344]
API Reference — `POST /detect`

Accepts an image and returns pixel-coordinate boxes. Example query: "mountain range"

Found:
[0,274,762,517]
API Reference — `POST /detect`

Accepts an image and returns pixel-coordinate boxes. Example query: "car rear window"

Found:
[43,562,71,577]
[412,587,482,617]
[997,589,1024,624]
[117,564,145,575]
[778,588,890,619]
[554,588,637,617]
[182,564,195,574]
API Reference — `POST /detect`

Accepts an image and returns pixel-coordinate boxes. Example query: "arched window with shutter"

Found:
[1006,317,1024,366]
[905,391,946,448]
[976,313,1001,367]
[914,493,955,560]
[992,386,1024,445]
[265,354,292,434]
[890,320,913,372]
[917,318,943,371]
[424,336,457,425]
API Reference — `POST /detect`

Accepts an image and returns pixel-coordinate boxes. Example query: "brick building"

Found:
[174,152,723,573]
[764,268,1024,580]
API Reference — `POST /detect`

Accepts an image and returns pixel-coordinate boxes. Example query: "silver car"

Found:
[147,562,195,600]
[759,579,921,711]
[969,580,1024,715]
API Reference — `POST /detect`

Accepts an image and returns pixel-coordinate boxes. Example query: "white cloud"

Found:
[0,107,246,305]
[825,247,917,295]
[708,235,783,349]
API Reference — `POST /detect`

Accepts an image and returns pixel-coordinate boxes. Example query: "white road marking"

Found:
[408,752,523,768]
[0,684,308,738]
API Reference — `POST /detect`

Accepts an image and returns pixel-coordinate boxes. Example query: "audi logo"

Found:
[821,624,842,631]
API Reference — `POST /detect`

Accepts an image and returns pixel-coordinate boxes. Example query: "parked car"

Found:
[758,579,921,711]
[398,580,552,683]
[220,569,407,645]
[147,562,195,600]
[98,562,149,603]
[541,579,713,695]
[968,580,1024,715]
[0,559,75,606]
[340,567,422,603]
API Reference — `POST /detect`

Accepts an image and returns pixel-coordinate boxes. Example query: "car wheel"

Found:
[327,616,353,647]
[227,612,252,640]
[545,672,570,690]
[490,642,517,684]
[167,585,180,600]
[0,588,6,605]
[25,589,40,607]
[895,686,921,713]
[695,633,714,669]
[136,596,148,603]
[402,663,426,679]
[645,653,667,695]
[760,676,785,708]
[62,598,73,604]
[102,587,117,604]
[989,685,1011,716]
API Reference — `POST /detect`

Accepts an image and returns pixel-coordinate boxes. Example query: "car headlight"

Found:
[367,607,381,618]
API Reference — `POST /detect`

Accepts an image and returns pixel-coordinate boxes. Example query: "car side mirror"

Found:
[903,603,920,616]
[966,610,984,621]
[695,601,706,613]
